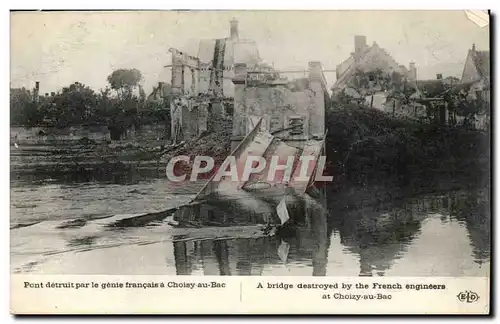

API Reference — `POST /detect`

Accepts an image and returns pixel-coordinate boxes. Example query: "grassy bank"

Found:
[10,120,233,183]
[324,103,490,209]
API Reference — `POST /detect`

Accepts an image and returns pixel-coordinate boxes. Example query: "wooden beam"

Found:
[164,64,200,70]
[164,66,337,73]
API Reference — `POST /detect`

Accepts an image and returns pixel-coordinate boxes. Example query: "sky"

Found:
[10,10,489,95]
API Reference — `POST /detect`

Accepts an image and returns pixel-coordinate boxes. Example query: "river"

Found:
[10,173,490,276]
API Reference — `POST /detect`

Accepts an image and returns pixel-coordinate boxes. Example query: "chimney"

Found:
[354,35,367,62]
[472,43,476,51]
[308,61,323,83]
[436,73,443,80]
[230,18,239,40]
[33,81,40,103]
[158,81,164,97]
[409,62,417,81]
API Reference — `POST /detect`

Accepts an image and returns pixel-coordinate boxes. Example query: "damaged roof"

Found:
[197,37,261,67]
[232,40,261,66]
[333,42,409,90]
[408,80,446,99]
[473,50,490,78]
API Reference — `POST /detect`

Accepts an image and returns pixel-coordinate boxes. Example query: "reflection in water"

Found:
[10,171,490,276]
[173,241,190,275]
[277,241,290,263]
[12,142,489,276]
[170,188,333,276]
[170,188,490,277]
[333,198,425,277]
[449,189,490,265]
[68,235,98,247]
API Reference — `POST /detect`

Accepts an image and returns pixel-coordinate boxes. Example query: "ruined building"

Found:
[197,18,262,97]
[169,47,230,142]
[171,62,331,228]
[147,82,172,103]
[231,62,329,150]
[168,19,329,146]
[333,35,416,95]
[460,43,490,107]
[169,19,263,98]
[169,19,272,143]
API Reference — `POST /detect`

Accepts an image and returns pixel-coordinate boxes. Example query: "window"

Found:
[247,115,269,133]
[288,116,305,135]
[270,115,282,132]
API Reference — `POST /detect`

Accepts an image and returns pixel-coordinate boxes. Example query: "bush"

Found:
[325,104,488,188]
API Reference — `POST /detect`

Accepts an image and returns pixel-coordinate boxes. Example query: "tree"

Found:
[52,82,98,127]
[338,69,416,107]
[387,72,415,106]
[350,68,393,95]
[451,89,487,129]
[10,87,45,127]
[107,69,143,99]
[10,87,32,125]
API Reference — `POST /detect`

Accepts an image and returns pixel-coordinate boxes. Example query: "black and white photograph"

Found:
[10,10,490,280]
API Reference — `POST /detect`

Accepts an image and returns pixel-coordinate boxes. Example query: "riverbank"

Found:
[11,104,489,202]
[10,109,490,275]
[10,120,233,184]
[324,104,489,204]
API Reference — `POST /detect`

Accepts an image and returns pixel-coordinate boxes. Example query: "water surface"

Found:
[10,176,490,276]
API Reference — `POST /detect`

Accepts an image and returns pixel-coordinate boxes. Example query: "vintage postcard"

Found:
[10,10,490,314]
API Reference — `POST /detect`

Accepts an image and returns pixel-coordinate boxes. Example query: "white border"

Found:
[3,0,499,9]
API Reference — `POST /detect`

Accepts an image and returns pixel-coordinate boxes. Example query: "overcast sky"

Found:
[10,10,489,94]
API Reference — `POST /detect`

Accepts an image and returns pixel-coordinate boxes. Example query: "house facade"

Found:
[231,62,328,150]
[457,43,490,130]
[169,19,264,98]
[333,36,416,97]
[460,43,490,108]
[197,19,262,97]
[168,19,277,142]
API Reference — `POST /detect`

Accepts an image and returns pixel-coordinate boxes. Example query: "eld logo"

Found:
[457,291,480,303]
